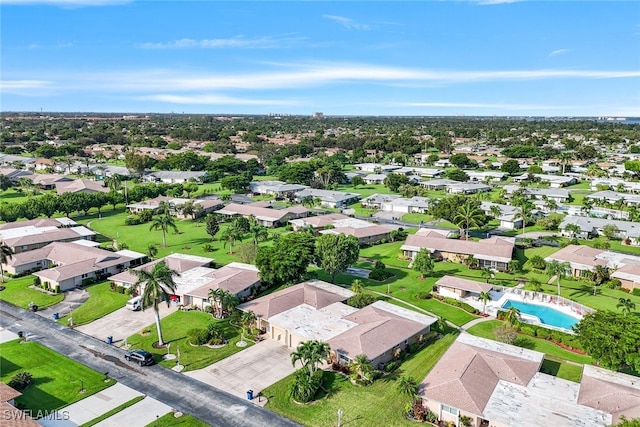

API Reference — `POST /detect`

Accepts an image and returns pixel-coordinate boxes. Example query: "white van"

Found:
[126,296,142,311]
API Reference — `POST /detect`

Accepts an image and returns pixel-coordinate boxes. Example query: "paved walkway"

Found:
[185,339,295,401]
[458,316,495,332]
[36,288,90,319]
[39,383,143,427]
[93,397,172,427]
[0,326,19,343]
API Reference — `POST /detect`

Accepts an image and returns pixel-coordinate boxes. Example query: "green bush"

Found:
[33,276,41,286]
[202,243,214,252]
[602,279,621,290]
[290,369,323,403]
[187,328,209,346]
[384,361,398,372]
[409,342,420,354]
[520,325,536,337]
[138,210,153,222]
[8,372,33,391]
[374,260,386,270]
[81,277,96,287]
[416,291,432,300]
[347,293,377,308]
[124,215,142,226]
[369,269,393,281]
[632,288,640,297]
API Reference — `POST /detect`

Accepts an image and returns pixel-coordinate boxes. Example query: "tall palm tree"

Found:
[241,310,257,333]
[146,244,158,259]
[453,202,484,240]
[350,354,374,384]
[591,265,610,295]
[221,290,240,318]
[130,261,179,346]
[396,375,419,404]
[104,174,122,192]
[208,288,225,318]
[504,306,521,326]
[149,213,179,247]
[617,298,636,316]
[291,340,330,377]
[479,291,492,314]
[545,260,571,297]
[515,200,535,235]
[480,267,493,283]
[489,205,502,220]
[0,240,14,283]
[249,223,269,245]
[221,225,244,254]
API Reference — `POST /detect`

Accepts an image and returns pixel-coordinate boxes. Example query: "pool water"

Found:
[501,300,579,330]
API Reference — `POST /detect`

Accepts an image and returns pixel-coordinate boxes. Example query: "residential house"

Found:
[401,230,515,271]
[31,174,73,190]
[145,171,208,184]
[2,242,146,291]
[0,154,35,168]
[294,188,360,208]
[126,196,223,219]
[289,213,351,231]
[55,179,108,195]
[249,180,308,197]
[381,197,431,214]
[435,275,493,300]
[0,218,95,254]
[238,280,436,367]
[0,167,33,182]
[214,202,308,227]
[565,206,629,220]
[363,174,387,185]
[394,167,444,178]
[319,223,398,245]
[353,163,402,173]
[466,171,506,182]
[446,182,491,195]
[577,365,640,424]
[480,202,523,230]
[34,158,56,171]
[586,190,640,206]
[421,333,615,427]
[558,215,640,243]
[504,185,570,203]
[419,179,459,191]
[361,194,401,209]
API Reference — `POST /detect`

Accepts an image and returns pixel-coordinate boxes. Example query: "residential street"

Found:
[0,301,300,427]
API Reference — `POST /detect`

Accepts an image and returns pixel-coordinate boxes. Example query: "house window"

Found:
[441,405,458,416]
[81,273,88,278]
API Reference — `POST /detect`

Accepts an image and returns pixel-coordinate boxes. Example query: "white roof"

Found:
[269,302,358,342]
[70,239,101,248]
[114,249,146,259]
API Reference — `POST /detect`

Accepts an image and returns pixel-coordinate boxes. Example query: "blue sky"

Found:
[1,0,639,116]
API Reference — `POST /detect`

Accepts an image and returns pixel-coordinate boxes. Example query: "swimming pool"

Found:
[501,300,580,330]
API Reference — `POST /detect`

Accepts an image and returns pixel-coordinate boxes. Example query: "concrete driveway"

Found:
[185,339,295,400]
[75,304,177,345]
[93,397,172,427]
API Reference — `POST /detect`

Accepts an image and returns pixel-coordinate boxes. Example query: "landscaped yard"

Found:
[57,281,129,326]
[125,311,251,371]
[148,413,209,427]
[0,339,115,411]
[264,331,459,427]
[0,275,64,309]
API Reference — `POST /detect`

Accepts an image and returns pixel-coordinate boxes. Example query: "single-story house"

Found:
[401,230,515,271]
[214,202,309,227]
[480,202,523,230]
[249,180,308,197]
[294,188,361,208]
[144,171,208,184]
[30,174,73,190]
[289,213,351,231]
[361,194,401,209]
[0,218,95,254]
[0,383,39,427]
[446,182,491,195]
[421,333,616,427]
[353,163,402,173]
[394,167,444,178]
[466,171,506,182]
[504,185,570,203]
[363,174,388,185]
[586,190,640,206]
[435,275,493,300]
[565,206,629,220]
[419,179,459,191]
[55,179,108,195]
[2,242,146,291]
[0,167,33,182]
[238,280,436,367]
[381,197,431,214]
[319,223,398,245]
[126,196,223,219]
[558,215,640,243]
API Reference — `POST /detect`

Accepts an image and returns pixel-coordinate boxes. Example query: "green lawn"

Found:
[148,413,210,427]
[0,340,115,411]
[57,281,129,326]
[125,311,250,371]
[465,320,593,365]
[540,358,584,382]
[264,331,459,427]
[0,275,64,309]
[0,188,44,205]
[81,208,290,265]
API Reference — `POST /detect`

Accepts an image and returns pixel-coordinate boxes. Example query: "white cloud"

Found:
[322,15,370,30]
[0,79,51,92]
[549,49,569,57]
[138,94,299,106]
[140,35,306,50]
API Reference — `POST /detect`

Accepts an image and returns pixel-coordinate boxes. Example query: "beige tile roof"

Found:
[0,402,40,427]
[402,234,514,263]
[215,203,289,222]
[578,365,640,423]
[3,227,94,248]
[55,178,108,194]
[238,280,351,319]
[436,275,493,293]
[545,245,608,269]
[421,335,542,416]
[188,264,259,297]
[320,225,393,239]
[0,383,21,402]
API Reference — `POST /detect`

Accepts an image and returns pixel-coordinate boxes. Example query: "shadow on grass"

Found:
[0,355,22,376]
[540,358,561,376]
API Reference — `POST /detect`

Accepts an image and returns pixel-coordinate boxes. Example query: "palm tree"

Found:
[396,375,419,404]
[249,223,269,245]
[480,267,493,283]
[208,288,225,318]
[149,213,179,247]
[291,340,330,377]
[515,200,535,235]
[350,354,374,384]
[591,265,610,295]
[545,260,571,297]
[489,205,502,220]
[130,261,179,346]
[617,298,636,315]
[479,291,492,314]
[146,244,158,259]
[240,310,257,341]
[221,225,244,254]
[350,279,364,294]
[564,223,581,239]
[155,201,172,216]
[0,240,14,283]
[504,306,521,326]
[221,290,240,317]
[453,202,484,240]
[220,193,232,202]
[104,174,122,192]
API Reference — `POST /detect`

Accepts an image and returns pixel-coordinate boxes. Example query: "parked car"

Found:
[124,349,154,366]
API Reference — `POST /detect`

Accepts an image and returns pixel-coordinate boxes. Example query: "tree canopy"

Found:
[315,234,360,283]
[255,232,316,286]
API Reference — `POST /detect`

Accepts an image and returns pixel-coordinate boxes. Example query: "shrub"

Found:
[409,342,420,354]
[602,279,621,290]
[368,269,393,281]
[290,369,323,403]
[33,276,41,286]
[346,293,377,308]
[520,325,537,337]
[81,277,96,287]
[187,328,209,346]
[529,255,546,270]
[632,288,640,297]
[124,215,142,226]
[138,210,153,222]
[116,286,126,294]
[416,291,432,300]
[374,260,386,270]
[202,243,214,252]
[384,361,398,372]
[8,372,33,391]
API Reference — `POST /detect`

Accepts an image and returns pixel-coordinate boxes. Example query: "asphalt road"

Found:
[0,301,300,427]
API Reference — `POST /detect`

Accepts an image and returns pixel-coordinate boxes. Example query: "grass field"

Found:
[148,413,209,427]
[125,311,250,371]
[0,275,64,309]
[0,340,115,411]
[264,330,459,427]
[57,281,129,326]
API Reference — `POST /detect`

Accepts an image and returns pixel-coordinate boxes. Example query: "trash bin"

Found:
[53,312,59,320]
[30,304,38,312]
[106,336,113,345]
[17,331,23,338]
[246,390,253,401]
